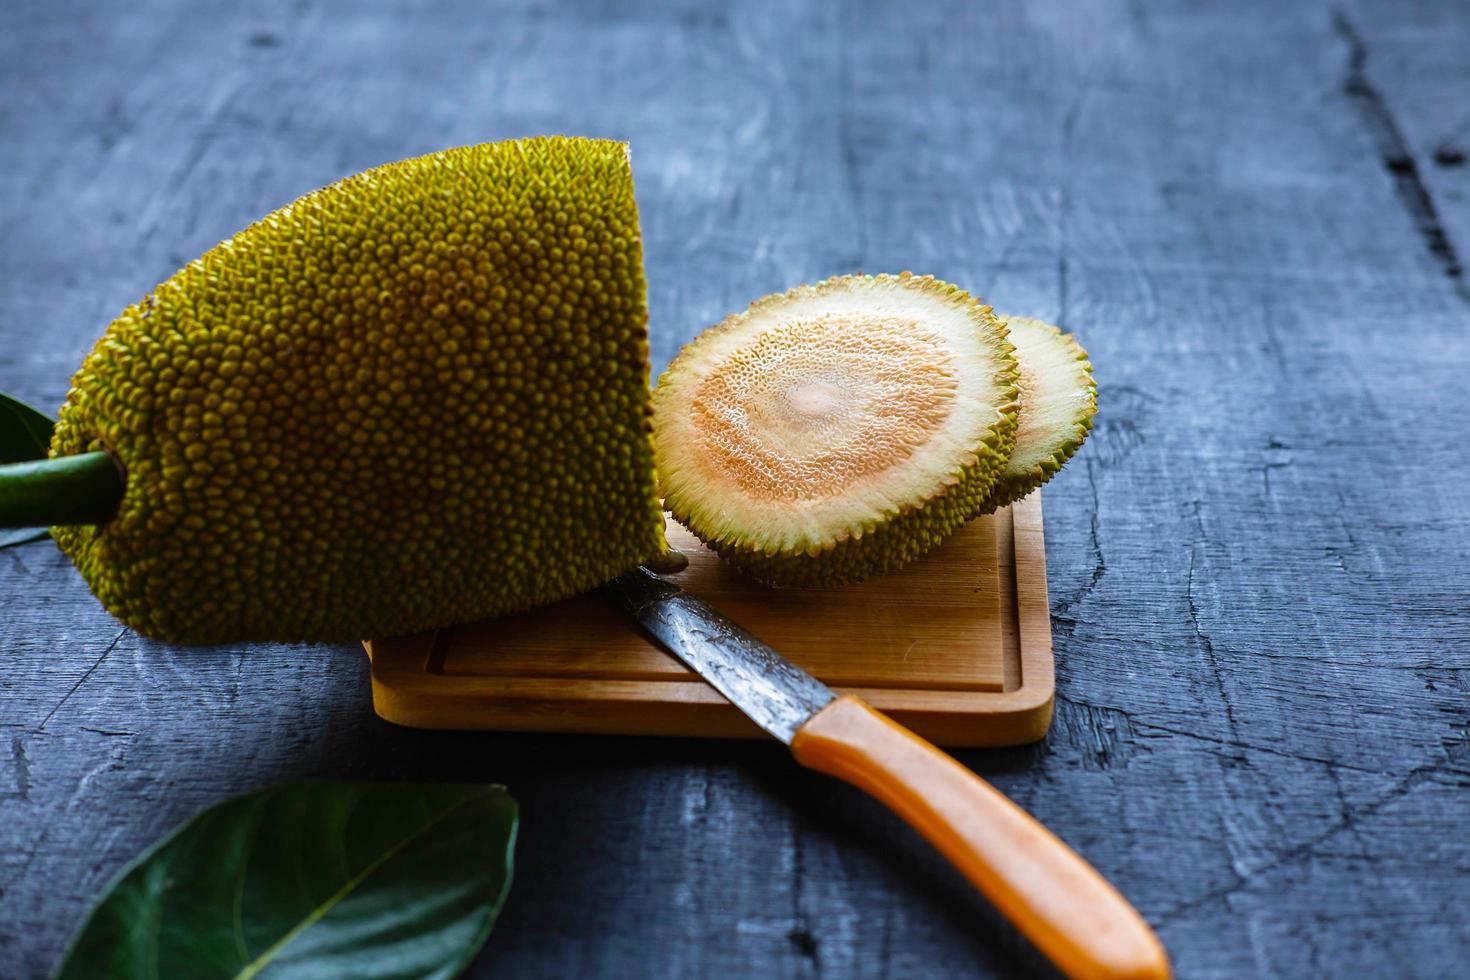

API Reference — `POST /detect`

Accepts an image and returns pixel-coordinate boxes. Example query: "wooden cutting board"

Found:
[363,492,1054,746]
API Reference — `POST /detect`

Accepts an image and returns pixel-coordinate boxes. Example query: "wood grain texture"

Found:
[363,499,1053,746]
[1,1,1467,978]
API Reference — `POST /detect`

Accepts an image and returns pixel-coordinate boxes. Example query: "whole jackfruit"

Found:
[46,136,668,644]
[652,273,1020,587]
[969,315,1096,516]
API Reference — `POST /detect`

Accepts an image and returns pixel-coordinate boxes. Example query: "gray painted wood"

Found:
[2,1,1467,977]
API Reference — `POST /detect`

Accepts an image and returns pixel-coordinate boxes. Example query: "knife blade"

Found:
[603,566,833,741]
[604,566,1171,980]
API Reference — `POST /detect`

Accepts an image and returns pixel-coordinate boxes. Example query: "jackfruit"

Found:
[969,315,1096,516]
[652,273,1019,587]
[41,136,668,644]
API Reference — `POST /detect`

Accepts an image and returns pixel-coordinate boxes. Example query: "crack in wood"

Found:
[1186,506,1242,740]
[1156,764,1444,925]
[1050,692,1449,781]
[1051,692,1148,771]
[33,627,129,733]
[1333,10,1468,299]
[1052,457,1107,621]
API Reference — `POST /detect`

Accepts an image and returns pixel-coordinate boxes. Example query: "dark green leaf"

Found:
[1,392,57,547]
[53,781,518,980]
[0,391,55,463]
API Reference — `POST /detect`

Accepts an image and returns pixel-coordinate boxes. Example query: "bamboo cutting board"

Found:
[363,492,1054,746]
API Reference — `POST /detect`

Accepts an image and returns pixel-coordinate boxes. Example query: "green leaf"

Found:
[1,392,57,548]
[0,391,55,464]
[53,781,518,980]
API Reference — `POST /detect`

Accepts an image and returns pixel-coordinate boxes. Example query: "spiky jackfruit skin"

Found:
[969,316,1096,517]
[50,137,667,644]
[654,274,1019,588]
[707,455,1012,586]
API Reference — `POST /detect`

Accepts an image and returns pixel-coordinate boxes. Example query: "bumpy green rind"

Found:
[51,137,667,644]
[657,273,1019,588]
[698,433,1014,586]
[969,316,1096,517]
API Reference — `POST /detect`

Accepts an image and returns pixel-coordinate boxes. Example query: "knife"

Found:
[604,566,1170,980]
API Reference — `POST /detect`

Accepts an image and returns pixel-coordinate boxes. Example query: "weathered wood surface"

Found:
[1,1,1466,977]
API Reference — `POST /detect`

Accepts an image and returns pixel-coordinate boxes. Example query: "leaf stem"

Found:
[0,451,125,527]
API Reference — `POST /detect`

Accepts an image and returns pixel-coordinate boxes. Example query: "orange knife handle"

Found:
[790,696,1170,980]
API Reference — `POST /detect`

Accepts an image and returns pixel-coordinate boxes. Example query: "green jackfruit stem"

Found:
[0,452,124,528]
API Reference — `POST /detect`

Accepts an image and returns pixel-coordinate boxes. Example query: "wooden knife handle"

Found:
[790,696,1170,980]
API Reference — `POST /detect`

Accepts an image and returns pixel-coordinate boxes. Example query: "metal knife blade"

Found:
[602,567,834,743]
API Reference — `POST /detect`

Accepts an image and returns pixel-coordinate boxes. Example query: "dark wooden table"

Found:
[3,1,1467,977]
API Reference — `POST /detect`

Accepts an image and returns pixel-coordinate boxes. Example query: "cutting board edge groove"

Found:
[364,493,1055,747]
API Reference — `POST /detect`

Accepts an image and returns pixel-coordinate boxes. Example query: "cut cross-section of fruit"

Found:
[970,315,1096,516]
[653,272,1019,587]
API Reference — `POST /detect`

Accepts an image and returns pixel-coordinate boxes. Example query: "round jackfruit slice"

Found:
[45,136,669,644]
[970,315,1096,516]
[653,273,1019,587]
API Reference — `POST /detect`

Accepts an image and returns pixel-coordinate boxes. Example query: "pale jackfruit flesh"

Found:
[970,315,1096,516]
[652,273,1019,586]
[50,137,668,644]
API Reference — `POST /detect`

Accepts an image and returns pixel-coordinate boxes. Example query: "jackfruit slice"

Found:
[970,315,1096,515]
[653,273,1019,587]
[42,136,668,644]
